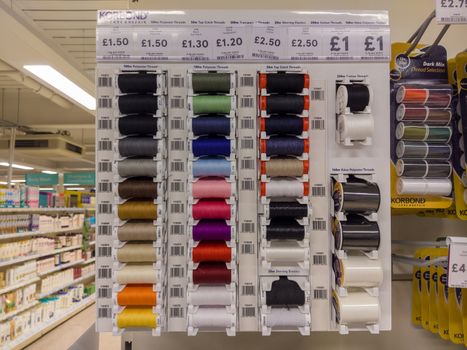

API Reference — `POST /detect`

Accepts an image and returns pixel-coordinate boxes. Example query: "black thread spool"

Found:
[262,136,306,156]
[118,73,158,93]
[260,73,308,94]
[269,201,308,218]
[118,137,158,157]
[333,178,380,214]
[119,115,158,135]
[266,276,305,306]
[192,115,231,136]
[266,219,305,240]
[118,177,158,199]
[262,115,305,135]
[336,84,371,114]
[333,215,380,251]
[261,95,308,114]
[118,95,158,115]
[332,254,342,286]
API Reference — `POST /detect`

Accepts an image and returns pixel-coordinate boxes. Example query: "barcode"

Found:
[98,76,112,87]
[241,285,255,296]
[170,287,184,298]
[170,98,185,109]
[170,181,184,192]
[241,179,254,191]
[251,53,278,60]
[98,98,112,109]
[313,288,328,300]
[217,54,244,60]
[169,307,184,318]
[98,307,111,318]
[312,220,326,231]
[171,140,185,151]
[241,307,256,317]
[440,16,467,23]
[240,76,255,87]
[240,138,254,149]
[98,225,112,236]
[171,161,184,172]
[240,119,254,129]
[241,159,255,169]
[171,76,185,87]
[170,203,184,214]
[98,246,112,257]
[98,287,112,298]
[170,224,184,235]
[170,266,184,277]
[98,203,112,214]
[241,222,255,233]
[313,255,327,265]
[98,140,112,151]
[98,182,112,192]
[310,89,325,100]
[312,186,325,196]
[170,119,184,130]
[98,268,111,279]
[98,161,112,172]
[170,245,185,256]
[241,243,255,254]
[240,97,254,108]
[311,119,325,130]
[98,119,112,130]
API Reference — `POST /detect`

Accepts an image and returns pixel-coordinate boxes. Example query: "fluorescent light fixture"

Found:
[0,181,7,185]
[41,170,57,174]
[40,187,54,191]
[67,187,85,191]
[0,162,34,170]
[11,179,25,183]
[64,183,79,186]
[23,65,96,110]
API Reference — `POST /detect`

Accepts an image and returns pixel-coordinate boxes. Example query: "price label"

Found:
[250,25,287,60]
[447,236,467,288]
[287,27,322,60]
[436,0,467,23]
[175,27,214,61]
[212,26,248,60]
[322,28,354,60]
[96,28,133,60]
[135,28,174,60]
[356,28,390,60]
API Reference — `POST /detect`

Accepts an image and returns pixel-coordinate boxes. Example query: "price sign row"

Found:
[97,25,389,62]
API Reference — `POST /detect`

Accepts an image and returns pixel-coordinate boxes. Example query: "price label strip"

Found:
[447,236,467,288]
[436,0,467,23]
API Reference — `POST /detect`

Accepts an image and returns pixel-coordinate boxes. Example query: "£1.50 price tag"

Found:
[134,28,175,60]
[447,236,467,288]
[96,28,134,60]
[436,0,467,24]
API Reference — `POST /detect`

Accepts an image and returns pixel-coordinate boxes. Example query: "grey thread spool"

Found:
[118,158,159,177]
[263,158,306,177]
[117,221,157,241]
[119,137,158,157]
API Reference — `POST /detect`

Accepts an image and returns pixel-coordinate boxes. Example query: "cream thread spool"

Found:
[334,255,383,288]
[265,242,307,263]
[337,114,374,144]
[396,178,452,196]
[190,308,234,328]
[116,243,158,263]
[116,264,157,284]
[264,308,308,327]
[333,291,380,325]
[263,178,306,198]
[188,286,234,306]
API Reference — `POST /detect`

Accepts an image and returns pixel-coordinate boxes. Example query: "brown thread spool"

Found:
[117,221,157,241]
[118,200,157,220]
[261,158,308,177]
[118,178,158,199]
[117,243,157,263]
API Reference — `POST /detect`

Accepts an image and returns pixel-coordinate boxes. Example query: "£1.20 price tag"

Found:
[447,236,467,288]
[436,0,467,24]
[212,26,248,60]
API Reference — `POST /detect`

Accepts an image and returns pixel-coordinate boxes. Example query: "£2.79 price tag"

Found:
[436,0,467,23]
[447,236,467,288]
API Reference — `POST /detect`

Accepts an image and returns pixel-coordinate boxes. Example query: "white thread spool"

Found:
[265,242,307,263]
[333,291,380,324]
[396,178,452,196]
[116,264,157,284]
[335,256,383,288]
[263,179,305,198]
[190,308,233,328]
[264,307,307,327]
[337,114,374,143]
[188,286,234,306]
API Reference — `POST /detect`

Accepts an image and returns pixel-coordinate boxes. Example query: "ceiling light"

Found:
[66,187,85,191]
[40,187,54,191]
[23,65,96,110]
[41,170,58,174]
[0,162,34,170]
[11,179,25,183]
[0,181,7,185]
[64,183,79,186]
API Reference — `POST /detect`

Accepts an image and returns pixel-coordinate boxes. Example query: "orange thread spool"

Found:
[117,284,157,306]
[192,241,232,263]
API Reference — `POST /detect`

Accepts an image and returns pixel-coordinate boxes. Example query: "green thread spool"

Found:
[193,96,232,114]
[192,73,231,93]
[396,123,428,141]
[426,127,452,143]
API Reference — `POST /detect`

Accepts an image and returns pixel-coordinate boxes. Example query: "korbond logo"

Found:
[99,10,148,21]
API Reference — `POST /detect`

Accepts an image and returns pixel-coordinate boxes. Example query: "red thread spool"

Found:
[397,87,428,104]
[192,241,232,262]
[192,199,231,220]
[192,262,232,284]
[426,90,451,108]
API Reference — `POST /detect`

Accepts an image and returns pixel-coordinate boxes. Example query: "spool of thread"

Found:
[333,179,380,214]
[192,96,232,115]
[460,136,465,152]
[266,219,305,240]
[269,202,308,218]
[396,123,452,142]
[192,262,231,284]
[264,242,307,262]
[264,308,307,327]
[192,241,232,263]
[259,73,309,93]
[190,308,233,328]
[396,178,452,196]
[192,199,231,220]
[260,116,308,135]
[261,158,308,177]
[118,201,157,220]
[337,114,374,142]
[119,137,158,157]
[461,155,466,170]
[396,86,451,108]
[396,105,452,125]
[261,136,308,156]
[260,95,309,114]
[333,215,380,251]
[396,159,452,178]
[266,276,305,306]
[117,243,157,263]
[118,159,159,178]
[192,220,231,241]
[462,172,467,187]
[396,141,452,160]
[261,179,308,198]
[192,115,230,136]
[192,178,231,198]
[188,286,233,306]
[118,95,158,115]
[192,137,231,157]
[117,284,157,306]
[192,73,231,93]
[332,291,380,325]
[118,73,158,93]
[119,115,158,135]
[117,221,157,241]
[332,255,383,288]
[118,178,158,199]
[116,264,157,284]
[192,157,232,178]
[116,307,157,328]
[336,84,371,114]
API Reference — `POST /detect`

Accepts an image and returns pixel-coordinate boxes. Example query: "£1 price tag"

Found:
[447,236,467,288]
[356,28,390,61]
[321,28,354,60]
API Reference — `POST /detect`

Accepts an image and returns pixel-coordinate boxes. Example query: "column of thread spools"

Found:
[451,80,467,204]
[113,71,167,335]
[330,175,382,334]
[335,80,374,146]
[186,71,237,336]
[394,85,453,196]
[257,72,311,335]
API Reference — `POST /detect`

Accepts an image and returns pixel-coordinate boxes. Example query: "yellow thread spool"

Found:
[118,201,157,220]
[117,307,157,328]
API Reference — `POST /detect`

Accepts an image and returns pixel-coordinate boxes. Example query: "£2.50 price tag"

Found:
[250,25,287,60]
[287,26,323,60]
[447,236,467,288]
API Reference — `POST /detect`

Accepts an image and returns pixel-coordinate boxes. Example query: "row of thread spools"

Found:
[112,71,167,334]
[186,72,237,335]
[257,72,312,335]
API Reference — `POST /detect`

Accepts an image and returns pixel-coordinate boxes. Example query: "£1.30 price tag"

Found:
[436,0,467,24]
[173,27,214,61]
[447,236,467,288]
[250,25,287,60]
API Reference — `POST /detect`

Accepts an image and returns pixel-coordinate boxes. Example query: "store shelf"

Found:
[0,227,83,241]
[5,294,95,350]
[0,300,40,322]
[0,276,40,295]
[38,272,95,299]
[0,244,82,268]
[82,257,95,264]
[0,207,89,213]
[38,259,85,277]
